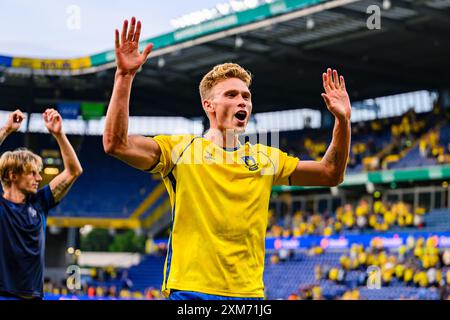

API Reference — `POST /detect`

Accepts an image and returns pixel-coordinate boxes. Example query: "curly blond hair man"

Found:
[0,109,82,300]
[104,17,351,300]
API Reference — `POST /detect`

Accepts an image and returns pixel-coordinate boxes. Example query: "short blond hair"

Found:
[0,148,43,188]
[199,62,252,101]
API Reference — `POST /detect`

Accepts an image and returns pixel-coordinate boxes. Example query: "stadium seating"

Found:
[268,199,450,239]
[55,136,159,218]
[388,122,450,169]
[264,247,447,300]
[126,254,165,292]
[82,257,165,294]
[277,109,450,174]
[58,230,450,300]
[68,245,447,300]
[2,108,447,218]
[388,146,438,169]
[0,133,161,218]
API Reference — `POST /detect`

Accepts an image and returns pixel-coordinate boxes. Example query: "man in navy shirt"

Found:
[0,109,83,299]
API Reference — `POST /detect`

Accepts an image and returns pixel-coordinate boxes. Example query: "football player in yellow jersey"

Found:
[103,17,351,300]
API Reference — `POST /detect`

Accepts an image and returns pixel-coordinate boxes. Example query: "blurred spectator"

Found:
[288,292,300,300]
[442,249,450,266]
[87,286,95,298]
[108,285,118,298]
[270,254,279,265]
[121,270,134,291]
[279,248,295,262]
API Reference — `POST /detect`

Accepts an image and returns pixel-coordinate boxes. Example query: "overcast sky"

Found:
[0,0,223,58]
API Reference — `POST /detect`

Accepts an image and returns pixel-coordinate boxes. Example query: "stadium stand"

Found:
[278,107,450,175]
[44,236,450,300]
[264,235,450,300]
[266,197,450,237]
[57,136,159,218]
[0,133,161,218]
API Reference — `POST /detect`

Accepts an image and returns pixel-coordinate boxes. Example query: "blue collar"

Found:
[201,134,242,152]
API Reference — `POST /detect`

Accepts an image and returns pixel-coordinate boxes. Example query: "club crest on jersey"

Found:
[28,207,37,218]
[204,151,215,161]
[242,156,259,171]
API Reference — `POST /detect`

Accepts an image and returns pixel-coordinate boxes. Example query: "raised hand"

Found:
[3,109,25,134]
[321,68,352,121]
[115,17,154,76]
[43,108,63,136]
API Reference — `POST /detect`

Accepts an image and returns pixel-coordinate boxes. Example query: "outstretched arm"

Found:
[290,68,351,186]
[44,109,83,202]
[0,109,25,146]
[103,17,161,171]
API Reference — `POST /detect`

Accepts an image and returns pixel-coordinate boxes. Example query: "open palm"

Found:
[115,17,154,76]
[321,68,352,121]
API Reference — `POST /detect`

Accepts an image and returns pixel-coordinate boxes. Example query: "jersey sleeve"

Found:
[269,147,300,186]
[149,135,195,177]
[36,185,57,216]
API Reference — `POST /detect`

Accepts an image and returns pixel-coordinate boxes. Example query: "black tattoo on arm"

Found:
[51,178,76,202]
[0,128,10,147]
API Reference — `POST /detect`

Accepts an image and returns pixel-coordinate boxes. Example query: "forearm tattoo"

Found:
[0,128,9,146]
[52,179,75,201]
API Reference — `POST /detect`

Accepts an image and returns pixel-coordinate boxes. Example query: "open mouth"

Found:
[234,110,247,121]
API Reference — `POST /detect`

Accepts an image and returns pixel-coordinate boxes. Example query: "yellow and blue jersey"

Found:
[150,134,299,298]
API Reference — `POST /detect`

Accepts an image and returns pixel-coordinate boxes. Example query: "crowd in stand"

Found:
[281,105,450,174]
[43,266,164,300]
[282,236,450,300]
[266,198,426,239]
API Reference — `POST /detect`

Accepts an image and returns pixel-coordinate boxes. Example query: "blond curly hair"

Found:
[0,148,43,188]
[199,62,252,100]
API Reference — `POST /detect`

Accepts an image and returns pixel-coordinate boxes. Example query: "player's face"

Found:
[15,168,42,195]
[208,78,252,134]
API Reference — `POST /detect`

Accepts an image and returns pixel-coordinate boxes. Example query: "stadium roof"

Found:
[0,0,449,117]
